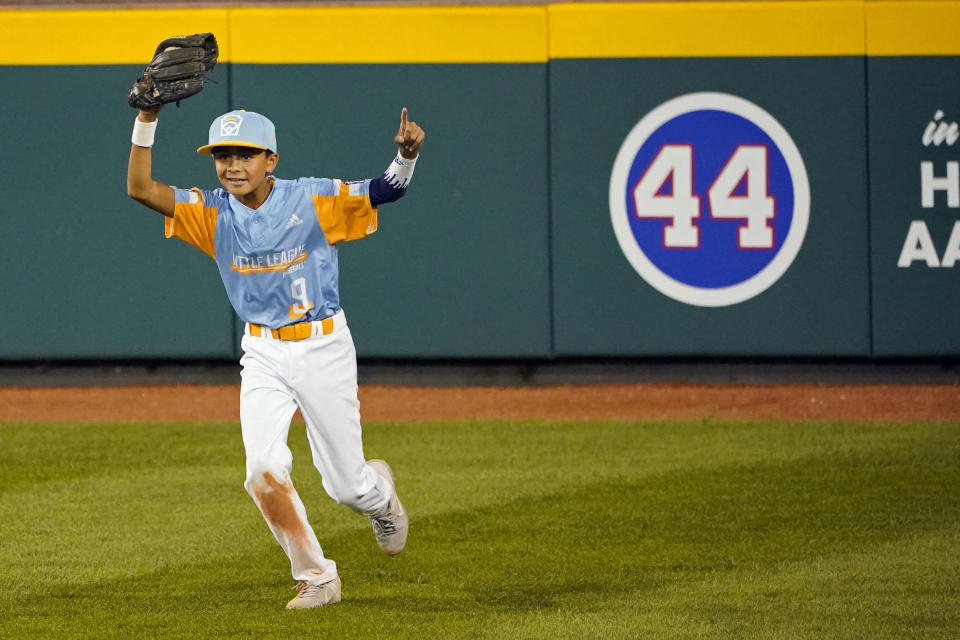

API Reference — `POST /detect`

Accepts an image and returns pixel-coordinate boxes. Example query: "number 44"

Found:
[633,144,775,249]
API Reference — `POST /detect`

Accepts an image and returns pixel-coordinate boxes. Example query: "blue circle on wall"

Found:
[609,93,810,307]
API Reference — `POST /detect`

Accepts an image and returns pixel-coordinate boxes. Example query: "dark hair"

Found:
[211,146,275,157]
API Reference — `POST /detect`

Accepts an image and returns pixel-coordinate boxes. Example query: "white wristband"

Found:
[384,152,417,189]
[131,117,157,148]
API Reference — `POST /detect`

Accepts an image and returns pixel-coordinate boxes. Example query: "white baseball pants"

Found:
[238,310,392,585]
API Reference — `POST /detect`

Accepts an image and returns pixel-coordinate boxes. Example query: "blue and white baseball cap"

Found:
[196,110,278,154]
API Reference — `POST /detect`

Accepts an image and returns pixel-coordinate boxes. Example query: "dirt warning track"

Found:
[0,383,957,423]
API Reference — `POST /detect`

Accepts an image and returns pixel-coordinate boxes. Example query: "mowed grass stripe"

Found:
[0,419,957,639]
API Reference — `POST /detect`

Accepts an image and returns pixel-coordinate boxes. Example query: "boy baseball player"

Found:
[126,103,424,609]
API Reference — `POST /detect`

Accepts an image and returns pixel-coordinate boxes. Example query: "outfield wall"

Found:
[0,2,957,360]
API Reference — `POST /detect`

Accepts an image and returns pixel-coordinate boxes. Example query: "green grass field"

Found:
[1,417,958,639]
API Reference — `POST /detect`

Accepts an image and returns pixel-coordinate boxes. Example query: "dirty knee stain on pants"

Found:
[253,471,310,549]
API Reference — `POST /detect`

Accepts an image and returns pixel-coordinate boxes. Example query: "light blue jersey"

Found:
[166,176,378,328]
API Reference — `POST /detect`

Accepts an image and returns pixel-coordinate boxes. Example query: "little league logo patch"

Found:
[220,114,243,136]
[609,92,810,307]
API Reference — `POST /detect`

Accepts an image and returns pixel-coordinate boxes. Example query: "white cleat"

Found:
[367,459,409,555]
[285,577,342,610]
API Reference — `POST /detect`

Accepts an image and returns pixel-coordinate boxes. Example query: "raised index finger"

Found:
[399,107,408,134]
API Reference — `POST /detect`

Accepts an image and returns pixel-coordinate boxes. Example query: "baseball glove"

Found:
[127,33,219,110]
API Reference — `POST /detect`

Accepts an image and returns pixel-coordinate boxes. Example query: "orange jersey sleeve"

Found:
[313,180,378,244]
[165,187,219,259]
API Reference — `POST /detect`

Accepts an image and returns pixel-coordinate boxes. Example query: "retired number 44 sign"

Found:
[609,92,810,307]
